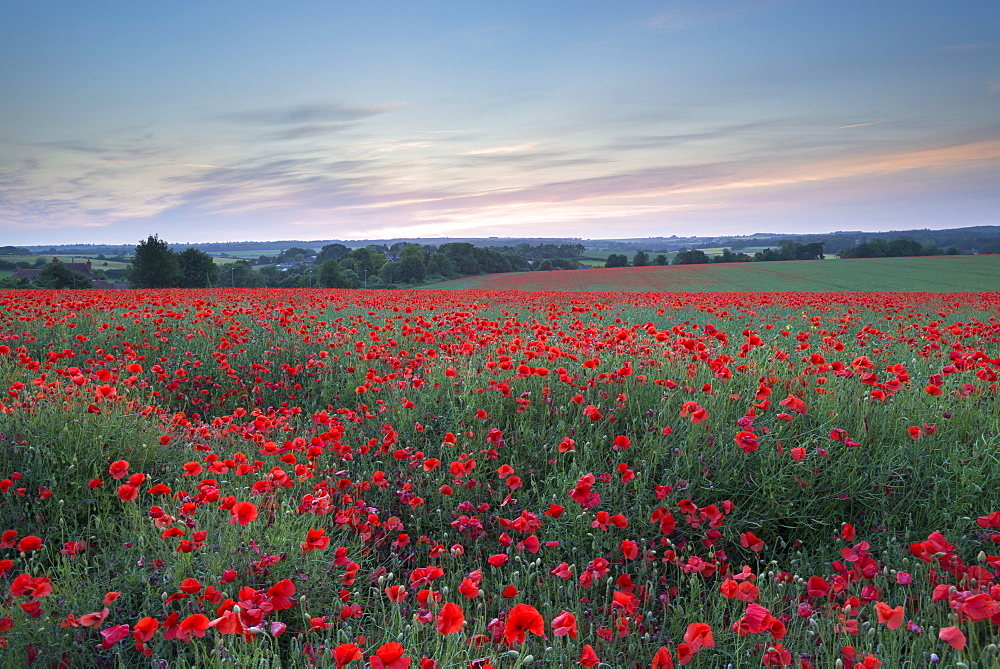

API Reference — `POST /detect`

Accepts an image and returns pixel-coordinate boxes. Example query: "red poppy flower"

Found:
[503,603,544,645]
[874,602,904,629]
[17,536,41,552]
[578,644,599,667]
[229,501,258,526]
[436,602,464,635]
[332,642,363,667]
[622,539,639,560]
[79,608,109,628]
[651,646,674,668]
[178,613,210,641]
[762,644,792,667]
[267,579,296,610]
[301,528,330,553]
[385,585,408,602]
[100,624,131,650]
[939,626,966,650]
[109,460,129,480]
[132,616,158,642]
[370,641,411,669]
[683,622,714,652]
[551,610,578,639]
[739,531,764,552]
[178,578,202,594]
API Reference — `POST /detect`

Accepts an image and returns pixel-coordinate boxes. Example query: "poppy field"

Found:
[1,288,999,667]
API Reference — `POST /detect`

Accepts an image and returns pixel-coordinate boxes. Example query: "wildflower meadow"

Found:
[0,288,998,668]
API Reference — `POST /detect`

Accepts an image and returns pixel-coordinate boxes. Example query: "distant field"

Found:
[213,250,286,259]
[1,253,239,269]
[418,255,1000,292]
[0,254,131,271]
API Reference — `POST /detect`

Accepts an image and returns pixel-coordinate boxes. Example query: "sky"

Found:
[1,1,998,246]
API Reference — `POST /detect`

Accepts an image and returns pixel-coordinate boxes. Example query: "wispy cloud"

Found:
[836,122,888,129]
[462,142,538,156]
[219,101,401,125]
[275,123,352,140]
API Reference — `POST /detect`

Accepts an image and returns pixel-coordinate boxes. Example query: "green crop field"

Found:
[419,254,1000,292]
[0,254,132,271]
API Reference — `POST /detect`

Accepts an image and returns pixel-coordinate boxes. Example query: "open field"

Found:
[0,255,132,272]
[421,255,1000,292]
[0,288,998,666]
[212,250,289,260]
[1,254,240,270]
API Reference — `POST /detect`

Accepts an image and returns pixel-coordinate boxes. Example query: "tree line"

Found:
[673,241,825,265]
[838,237,961,258]
[123,237,587,289]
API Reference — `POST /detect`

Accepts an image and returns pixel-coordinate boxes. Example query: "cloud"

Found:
[462,142,538,156]
[608,120,785,152]
[276,123,352,139]
[34,140,110,154]
[318,134,1000,240]
[220,101,401,125]
[835,122,888,129]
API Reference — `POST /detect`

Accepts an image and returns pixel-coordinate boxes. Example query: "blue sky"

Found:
[1,1,998,245]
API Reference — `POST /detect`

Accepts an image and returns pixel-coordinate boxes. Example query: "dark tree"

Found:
[604,254,629,268]
[317,243,351,263]
[36,262,93,289]
[127,235,180,288]
[177,248,220,288]
[632,250,650,267]
[673,249,710,265]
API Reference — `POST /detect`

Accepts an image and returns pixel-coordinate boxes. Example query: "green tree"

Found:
[604,254,628,268]
[177,248,220,288]
[36,262,93,289]
[276,247,316,263]
[348,247,378,278]
[425,252,456,279]
[317,243,350,263]
[632,250,650,267]
[219,260,266,287]
[318,260,352,288]
[673,249,710,265]
[127,235,180,288]
[396,244,427,283]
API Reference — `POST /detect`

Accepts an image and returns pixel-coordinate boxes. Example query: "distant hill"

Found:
[20,225,1000,257]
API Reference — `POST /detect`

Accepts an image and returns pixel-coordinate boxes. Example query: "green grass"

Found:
[420,255,1000,292]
